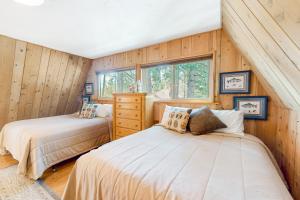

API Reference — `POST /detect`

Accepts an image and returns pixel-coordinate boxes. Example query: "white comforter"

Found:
[0,114,111,180]
[62,126,292,200]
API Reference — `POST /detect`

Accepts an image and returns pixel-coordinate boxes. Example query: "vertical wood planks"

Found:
[0,34,91,129]
[17,43,43,120]
[56,56,79,115]
[0,36,15,128]
[7,40,27,122]
[31,48,51,118]
[49,53,69,116]
[65,57,83,114]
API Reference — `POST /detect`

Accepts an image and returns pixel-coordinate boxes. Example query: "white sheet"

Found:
[0,114,111,180]
[62,126,292,200]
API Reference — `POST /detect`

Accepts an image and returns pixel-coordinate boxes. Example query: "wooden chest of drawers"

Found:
[113,93,154,140]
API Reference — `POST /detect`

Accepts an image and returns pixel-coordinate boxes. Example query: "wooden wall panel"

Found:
[0,34,91,129]
[17,43,43,120]
[89,28,299,199]
[0,36,15,129]
[7,41,27,122]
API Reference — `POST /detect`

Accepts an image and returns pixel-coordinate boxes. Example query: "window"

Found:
[98,69,136,98]
[141,59,212,99]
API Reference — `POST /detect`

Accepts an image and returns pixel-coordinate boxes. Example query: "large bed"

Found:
[0,113,112,180]
[62,125,292,200]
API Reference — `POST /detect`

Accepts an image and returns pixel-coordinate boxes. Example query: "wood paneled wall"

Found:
[222,0,300,198]
[0,35,91,129]
[89,29,299,199]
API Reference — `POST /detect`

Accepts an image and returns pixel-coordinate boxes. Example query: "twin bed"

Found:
[0,106,293,200]
[0,113,111,180]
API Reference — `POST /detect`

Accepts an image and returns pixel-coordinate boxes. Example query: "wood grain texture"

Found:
[0,34,91,129]
[113,93,154,140]
[90,28,299,199]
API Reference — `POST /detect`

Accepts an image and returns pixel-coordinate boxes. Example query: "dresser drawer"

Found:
[116,96,141,103]
[116,118,141,130]
[116,127,137,137]
[116,103,141,110]
[116,109,141,120]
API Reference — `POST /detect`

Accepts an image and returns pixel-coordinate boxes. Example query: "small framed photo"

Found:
[84,83,94,95]
[82,95,91,104]
[234,96,268,120]
[219,70,251,94]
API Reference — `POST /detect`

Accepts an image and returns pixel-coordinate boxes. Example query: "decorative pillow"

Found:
[187,106,227,135]
[79,103,98,119]
[161,106,192,127]
[163,108,192,133]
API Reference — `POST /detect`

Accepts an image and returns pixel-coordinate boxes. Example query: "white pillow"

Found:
[95,104,113,118]
[211,109,244,136]
[161,105,191,127]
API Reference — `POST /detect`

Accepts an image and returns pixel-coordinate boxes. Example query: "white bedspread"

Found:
[62,125,292,200]
[0,114,111,180]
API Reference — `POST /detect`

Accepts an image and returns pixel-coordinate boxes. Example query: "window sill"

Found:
[154,99,216,104]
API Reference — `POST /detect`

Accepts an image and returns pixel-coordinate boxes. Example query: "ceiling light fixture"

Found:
[14,0,45,6]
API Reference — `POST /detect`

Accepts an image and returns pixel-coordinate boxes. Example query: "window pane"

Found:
[98,69,136,98]
[141,64,173,99]
[141,59,211,99]
[175,60,210,99]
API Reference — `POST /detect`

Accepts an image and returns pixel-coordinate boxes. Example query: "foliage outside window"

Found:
[98,69,136,98]
[141,59,211,99]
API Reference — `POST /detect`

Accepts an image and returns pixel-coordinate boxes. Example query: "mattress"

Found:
[62,125,292,200]
[0,114,111,180]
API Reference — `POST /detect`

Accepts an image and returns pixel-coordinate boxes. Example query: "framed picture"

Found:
[234,96,268,120]
[84,83,94,95]
[219,70,251,94]
[82,95,91,104]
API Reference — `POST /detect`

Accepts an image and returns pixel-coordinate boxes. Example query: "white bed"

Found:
[62,125,292,200]
[0,113,112,180]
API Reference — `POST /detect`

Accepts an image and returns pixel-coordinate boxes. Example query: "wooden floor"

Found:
[0,154,76,198]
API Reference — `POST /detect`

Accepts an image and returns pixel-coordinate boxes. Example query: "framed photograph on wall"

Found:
[219,70,251,94]
[82,95,91,104]
[234,96,268,120]
[84,83,94,95]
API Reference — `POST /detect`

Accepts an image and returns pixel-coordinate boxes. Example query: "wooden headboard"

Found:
[93,98,221,123]
[153,101,221,122]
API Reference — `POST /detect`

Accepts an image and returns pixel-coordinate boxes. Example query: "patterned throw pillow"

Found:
[166,109,192,133]
[79,103,98,119]
[161,106,191,127]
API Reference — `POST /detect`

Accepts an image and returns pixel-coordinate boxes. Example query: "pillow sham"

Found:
[188,106,227,135]
[211,109,244,135]
[95,104,113,117]
[79,103,98,119]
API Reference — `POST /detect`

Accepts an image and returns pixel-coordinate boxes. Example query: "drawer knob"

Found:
[135,114,138,117]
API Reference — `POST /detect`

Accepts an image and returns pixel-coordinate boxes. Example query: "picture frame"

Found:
[84,83,94,95]
[233,96,268,120]
[82,95,91,104]
[219,70,251,94]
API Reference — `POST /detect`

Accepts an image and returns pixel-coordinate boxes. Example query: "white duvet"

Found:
[0,114,111,180]
[62,126,292,200]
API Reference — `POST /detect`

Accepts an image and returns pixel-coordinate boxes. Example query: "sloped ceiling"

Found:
[0,0,221,59]
[222,0,300,110]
